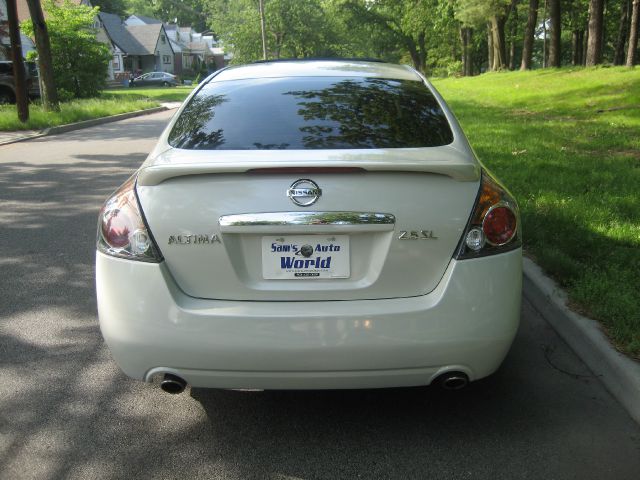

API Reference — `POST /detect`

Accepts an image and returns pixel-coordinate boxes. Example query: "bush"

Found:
[22,0,112,98]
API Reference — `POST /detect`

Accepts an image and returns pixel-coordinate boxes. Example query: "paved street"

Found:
[1,111,639,480]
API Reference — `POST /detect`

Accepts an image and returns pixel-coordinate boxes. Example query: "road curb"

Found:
[523,257,640,424]
[0,106,169,147]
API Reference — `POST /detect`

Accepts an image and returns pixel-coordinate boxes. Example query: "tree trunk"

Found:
[6,0,29,122]
[25,0,59,111]
[490,15,507,70]
[406,37,425,73]
[586,0,605,65]
[417,31,426,72]
[258,0,267,60]
[465,28,474,75]
[583,21,589,64]
[521,0,539,70]
[548,0,561,66]
[614,0,631,65]
[460,27,470,76]
[572,29,584,65]
[487,23,494,70]
[508,4,518,70]
[542,0,548,67]
[628,0,640,66]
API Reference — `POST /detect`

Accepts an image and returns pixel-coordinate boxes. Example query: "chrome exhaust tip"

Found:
[160,373,187,394]
[437,372,469,390]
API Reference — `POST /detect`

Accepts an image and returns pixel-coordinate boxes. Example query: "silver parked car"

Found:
[130,71,178,87]
[96,60,522,394]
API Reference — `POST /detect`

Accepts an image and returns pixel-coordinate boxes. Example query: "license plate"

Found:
[262,235,350,279]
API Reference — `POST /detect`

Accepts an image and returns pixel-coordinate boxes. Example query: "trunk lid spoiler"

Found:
[137,146,480,186]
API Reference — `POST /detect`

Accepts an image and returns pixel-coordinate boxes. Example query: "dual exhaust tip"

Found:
[160,373,187,394]
[436,371,469,390]
[157,371,469,394]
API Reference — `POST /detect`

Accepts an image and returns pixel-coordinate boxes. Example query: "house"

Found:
[1,1,226,83]
[124,14,229,76]
[98,11,174,80]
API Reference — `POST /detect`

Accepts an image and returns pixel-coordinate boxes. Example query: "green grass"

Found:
[432,66,640,358]
[0,86,194,131]
[101,85,195,102]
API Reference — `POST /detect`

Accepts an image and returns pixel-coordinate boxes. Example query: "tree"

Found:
[565,0,589,66]
[92,0,127,17]
[614,0,631,65]
[460,26,474,75]
[628,0,640,66]
[585,0,604,65]
[147,0,209,31]
[22,1,112,98]
[25,0,59,111]
[206,0,352,64]
[6,0,29,121]
[338,0,439,72]
[548,0,561,66]
[521,0,538,69]
[456,0,517,71]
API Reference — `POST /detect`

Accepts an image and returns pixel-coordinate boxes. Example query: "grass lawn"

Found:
[101,85,195,103]
[0,85,194,132]
[433,66,640,358]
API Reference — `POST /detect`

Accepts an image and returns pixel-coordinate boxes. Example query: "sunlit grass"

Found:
[101,85,195,102]
[0,97,158,131]
[433,66,640,358]
[0,86,194,132]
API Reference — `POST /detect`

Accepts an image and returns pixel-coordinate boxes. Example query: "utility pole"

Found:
[258,0,267,60]
[6,0,29,122]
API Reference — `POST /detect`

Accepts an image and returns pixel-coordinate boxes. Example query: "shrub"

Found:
[22,0,112,98]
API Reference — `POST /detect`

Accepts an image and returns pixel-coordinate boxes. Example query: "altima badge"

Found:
[398,230,438,240]
[168,234,221,245]
[287,179,322,207]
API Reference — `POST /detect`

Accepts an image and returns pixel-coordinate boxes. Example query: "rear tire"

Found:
[162,81,169,87]
[0,88,16,104]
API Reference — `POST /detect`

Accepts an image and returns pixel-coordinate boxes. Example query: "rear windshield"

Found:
[168,77,453,150]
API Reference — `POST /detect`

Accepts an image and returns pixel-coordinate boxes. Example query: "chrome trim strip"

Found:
[219,212,395,227]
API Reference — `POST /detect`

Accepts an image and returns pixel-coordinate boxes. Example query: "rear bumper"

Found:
[96,248,522,389]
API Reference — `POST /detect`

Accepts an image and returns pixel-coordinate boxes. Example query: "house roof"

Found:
[127,14,162,25]
[99,12,171,56]
[125,24,163,54]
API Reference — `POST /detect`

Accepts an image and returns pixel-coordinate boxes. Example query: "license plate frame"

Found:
[261,235,350,280]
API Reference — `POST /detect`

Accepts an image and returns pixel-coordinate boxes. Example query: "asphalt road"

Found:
[1,111,639,480]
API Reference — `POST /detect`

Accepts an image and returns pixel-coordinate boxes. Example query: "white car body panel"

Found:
[97,248,522,389]
[136,172,479,301]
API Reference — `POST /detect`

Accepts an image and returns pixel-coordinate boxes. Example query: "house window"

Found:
[161,35,166,44]
[163,55,171,64]
[112,55,120,71]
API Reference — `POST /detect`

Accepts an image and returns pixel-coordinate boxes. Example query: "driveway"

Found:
[1,110,639,479]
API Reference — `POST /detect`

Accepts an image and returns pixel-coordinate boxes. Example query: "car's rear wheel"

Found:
[0,88,16,104]
[162,81,169,87]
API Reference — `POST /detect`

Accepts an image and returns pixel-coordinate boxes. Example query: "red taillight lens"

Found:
[483,205,517,246]
[455,170,521,259]
[102,208,135,248]
[97,175,161,262]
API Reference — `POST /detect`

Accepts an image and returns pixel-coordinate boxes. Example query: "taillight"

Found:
[455,170,521,259]
[97,175,162,262]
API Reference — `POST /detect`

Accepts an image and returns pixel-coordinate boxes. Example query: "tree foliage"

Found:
[105,0,640,74]
[22,0,112,98]
[92,0,129,17]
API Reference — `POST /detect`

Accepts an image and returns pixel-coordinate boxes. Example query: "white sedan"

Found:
[96,60,521,394]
